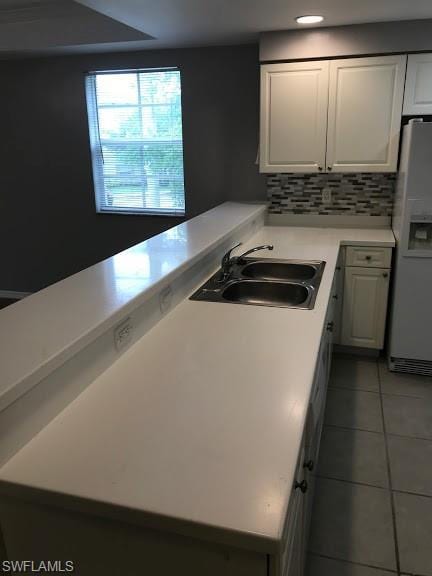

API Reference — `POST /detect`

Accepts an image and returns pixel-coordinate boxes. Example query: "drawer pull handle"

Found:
[304,460,314,472]
[295,479,308,493]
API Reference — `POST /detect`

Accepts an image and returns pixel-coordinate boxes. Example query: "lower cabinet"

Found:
[277,245,392,574]
[336,245,392,350]
[304,324,331,533]
[341,266,390,349]
[278,441,307,576]
[276,310,333,576]
[332,253,344,345]
[0,496,269,576]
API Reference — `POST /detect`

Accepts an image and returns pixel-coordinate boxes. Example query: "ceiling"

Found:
[3,0,432,56]
[0,0,149,55]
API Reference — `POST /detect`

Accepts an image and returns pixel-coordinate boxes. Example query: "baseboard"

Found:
[333,344,381,358]
[0,290,32,300]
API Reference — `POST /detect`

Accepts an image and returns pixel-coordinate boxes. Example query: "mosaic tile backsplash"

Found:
[267,173,396,216]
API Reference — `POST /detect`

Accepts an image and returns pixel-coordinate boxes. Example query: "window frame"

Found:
[85,67,186,217]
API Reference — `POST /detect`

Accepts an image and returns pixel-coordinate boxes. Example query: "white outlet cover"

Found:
[159,285,173,314]
[322,188,332,203]
[114,317,133,351]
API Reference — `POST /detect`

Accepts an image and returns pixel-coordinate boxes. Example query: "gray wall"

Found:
[260,19,432,62]
[0,44,265,292]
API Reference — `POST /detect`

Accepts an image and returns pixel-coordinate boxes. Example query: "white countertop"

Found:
[0,202,266,412]
[0,222,394,553]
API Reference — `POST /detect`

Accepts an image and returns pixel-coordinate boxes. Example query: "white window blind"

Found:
[85,68,185,216]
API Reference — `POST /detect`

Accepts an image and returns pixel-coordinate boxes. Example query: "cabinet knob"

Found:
[327,166,332,171]
[383,272,389,278]
[326,321,334,332]
[336,266,341,271]
[303,459,314,472]
[295,479,308,493]
[318,166,323,172]
[365,255,372,261]
[332,294,338,300]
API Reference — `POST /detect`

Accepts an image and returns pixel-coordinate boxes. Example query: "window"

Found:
[85,68,185,216]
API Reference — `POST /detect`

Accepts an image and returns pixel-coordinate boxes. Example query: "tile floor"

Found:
[307,354,432,576]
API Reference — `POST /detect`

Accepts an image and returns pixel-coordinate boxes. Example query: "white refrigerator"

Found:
[389,120,432,375]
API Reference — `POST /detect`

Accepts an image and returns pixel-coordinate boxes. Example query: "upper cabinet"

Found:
[327,56,406,172]
[260,61,329,173]
[403,53,432,115]
[260,55,407,173]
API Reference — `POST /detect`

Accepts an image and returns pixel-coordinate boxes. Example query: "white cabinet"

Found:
[284,491,305,576]
[327,56,407,172]
[260,55,406,173]
[403,53,432,115]
[331,251,344,345]
[277,320,333,576]
[279,442,307,576]
[303,324,331,537]
[260,61,329,173]
[341,266,390,349]
[1,496,268,576]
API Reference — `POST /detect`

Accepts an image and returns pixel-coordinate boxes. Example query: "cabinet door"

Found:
[341,267,390,349]
[327,55,406,172]
[260,61,329,173]
[280,440,307,576]
[281,490,304,576]
[304,327,330,547]
[332,250,345,345]
[403,53,432,115]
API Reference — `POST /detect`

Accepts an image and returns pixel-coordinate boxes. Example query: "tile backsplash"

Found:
[267,173,396,216]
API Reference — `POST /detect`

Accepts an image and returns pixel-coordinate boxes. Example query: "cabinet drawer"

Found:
[345,246,391,268]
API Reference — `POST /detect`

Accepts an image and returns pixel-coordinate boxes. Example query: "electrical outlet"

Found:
[114,317,133,351]
[322,188,332,203]
[159,285,173,314]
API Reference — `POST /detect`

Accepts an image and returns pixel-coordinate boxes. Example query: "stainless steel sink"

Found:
[240,261,317,281]
[190,257,325,310]
[222,280,311,308]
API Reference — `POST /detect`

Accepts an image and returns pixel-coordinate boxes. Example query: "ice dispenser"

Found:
[407,200,432,253]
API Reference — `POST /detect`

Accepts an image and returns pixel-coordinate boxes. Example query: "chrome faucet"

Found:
[237,244,274,263]
[219,242,274,282]
[219,242,242,282]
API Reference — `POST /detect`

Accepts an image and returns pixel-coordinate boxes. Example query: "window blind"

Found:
[85,68,185,216]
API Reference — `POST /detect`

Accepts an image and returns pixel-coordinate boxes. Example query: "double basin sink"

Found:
[190,258,326,309]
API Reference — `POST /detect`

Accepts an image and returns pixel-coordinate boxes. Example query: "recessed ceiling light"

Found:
[295,15,324,25]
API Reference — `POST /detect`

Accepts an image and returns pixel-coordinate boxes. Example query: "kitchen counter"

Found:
[0,202,266,413]
[0,220,394,554]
